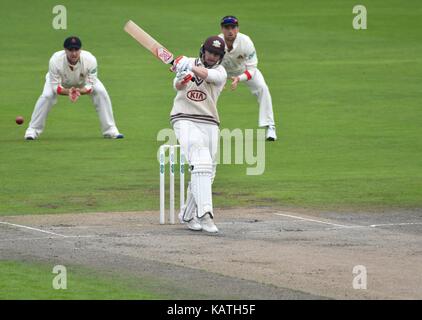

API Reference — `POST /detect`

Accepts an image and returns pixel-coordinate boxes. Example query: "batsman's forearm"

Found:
[175,81,187,91]
[191,66,208,80]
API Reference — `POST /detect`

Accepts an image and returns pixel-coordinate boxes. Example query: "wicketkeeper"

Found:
[25,36,123,140]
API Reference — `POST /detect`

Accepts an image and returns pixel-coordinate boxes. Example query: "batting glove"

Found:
[172,56,192,73]
[177,70,194,84]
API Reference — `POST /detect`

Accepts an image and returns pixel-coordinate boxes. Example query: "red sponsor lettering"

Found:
[187,90,207,102]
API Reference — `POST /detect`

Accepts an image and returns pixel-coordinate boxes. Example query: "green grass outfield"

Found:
[0,0,421,216]
[0,260,164,299]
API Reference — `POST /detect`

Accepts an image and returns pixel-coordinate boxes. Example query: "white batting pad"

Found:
[182,183,197,222]
[190,147,213,218]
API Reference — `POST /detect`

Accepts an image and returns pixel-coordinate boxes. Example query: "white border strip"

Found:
[369,222,422,228]
[0,221,67,237]
[0,235,97,242]
[273,212,358,228]
[274,212,422,229]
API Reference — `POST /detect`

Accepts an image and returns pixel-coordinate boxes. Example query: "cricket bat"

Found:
[124,20,175,65]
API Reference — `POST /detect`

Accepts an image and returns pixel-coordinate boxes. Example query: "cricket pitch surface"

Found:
[1,207,421,299]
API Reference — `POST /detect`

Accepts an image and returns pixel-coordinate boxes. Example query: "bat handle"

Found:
[169,59,195,82]
[169,60,176,73]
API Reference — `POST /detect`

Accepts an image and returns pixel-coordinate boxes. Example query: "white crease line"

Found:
[274,212,422,230]
[273,212,359,228]
[0,221,68,237]
[0,235,98,242]
[369,222,422,228]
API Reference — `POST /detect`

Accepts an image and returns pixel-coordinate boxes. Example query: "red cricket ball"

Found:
[16,116,24,125]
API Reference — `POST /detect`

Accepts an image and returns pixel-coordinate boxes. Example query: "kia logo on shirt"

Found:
[187,90,207,102]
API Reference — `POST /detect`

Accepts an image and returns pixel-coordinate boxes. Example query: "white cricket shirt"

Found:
[218,32,258,80]
[47,50,98,92]
[170,58,227,126]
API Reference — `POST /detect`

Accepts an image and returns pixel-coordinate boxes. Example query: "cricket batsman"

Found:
[24,36,124,140]
[219,16,277,141]
[171,36,227,233]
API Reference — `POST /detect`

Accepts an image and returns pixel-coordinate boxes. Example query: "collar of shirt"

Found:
[225,35,239,53]
[67,59,81,71]
[195,58,202,67]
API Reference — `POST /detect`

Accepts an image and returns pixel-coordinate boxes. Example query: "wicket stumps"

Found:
[159,145,185,224]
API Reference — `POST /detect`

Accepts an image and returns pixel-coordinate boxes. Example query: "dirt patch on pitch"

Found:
[1,207,421,299]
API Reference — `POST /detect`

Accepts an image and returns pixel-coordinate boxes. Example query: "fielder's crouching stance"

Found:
[170,36,227,233]
[25,36,123,140]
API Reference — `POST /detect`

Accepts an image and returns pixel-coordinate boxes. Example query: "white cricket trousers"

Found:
[244,69,275,127]
[173,120,219,180]
[173,120,219,217]
[25,78,120,138]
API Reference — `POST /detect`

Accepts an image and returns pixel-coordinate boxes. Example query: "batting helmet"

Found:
[199,36,226,68]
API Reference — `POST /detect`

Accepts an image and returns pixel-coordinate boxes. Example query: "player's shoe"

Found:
[25,136,36,141]
[104,133,124,139]
[187,217,202,231]
[266,126,277,141]
[199,213,218,233]
[179,206,202,230]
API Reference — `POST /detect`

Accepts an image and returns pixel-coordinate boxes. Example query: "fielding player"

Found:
[219,16,277,141]
[171,36,227,233]
[25,36,123,140]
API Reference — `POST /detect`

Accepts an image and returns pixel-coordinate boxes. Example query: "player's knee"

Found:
[190,147,212,173]
[41,90,56,100]
[258,84,269,95]
[92,81,109,96]
[89,82,100,94]
[91,86,103,96]
[253,85,269,100]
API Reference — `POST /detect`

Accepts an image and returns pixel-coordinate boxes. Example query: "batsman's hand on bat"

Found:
[172,55,192,73]
[230,76,240,91]
[177,70,194,85]
[69,87,81,103]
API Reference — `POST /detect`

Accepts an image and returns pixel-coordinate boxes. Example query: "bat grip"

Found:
[169,59,195,82]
